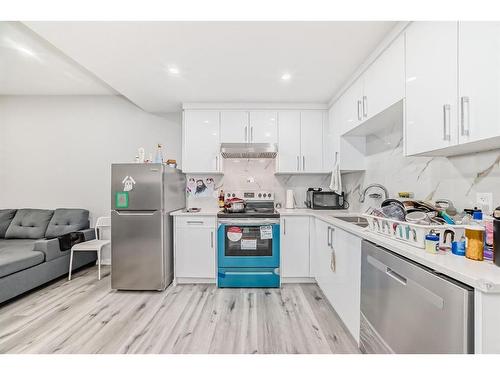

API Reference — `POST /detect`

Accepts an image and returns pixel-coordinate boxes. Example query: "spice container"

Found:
[425,233,439,254]
[465,227,484,261]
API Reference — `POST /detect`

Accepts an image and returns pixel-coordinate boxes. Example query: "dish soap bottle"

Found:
[154,144,164,164]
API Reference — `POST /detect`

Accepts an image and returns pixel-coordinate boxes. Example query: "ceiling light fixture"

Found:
[281,73,291,81]
[167,66,180,75]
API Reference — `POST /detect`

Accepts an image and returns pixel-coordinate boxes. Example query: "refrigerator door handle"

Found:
[113,210,157,216]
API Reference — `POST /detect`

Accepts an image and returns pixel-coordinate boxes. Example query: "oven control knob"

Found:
[227,193,230,197]
[267,193,272,198]
[232,193,236,197]
[258,193,262,198]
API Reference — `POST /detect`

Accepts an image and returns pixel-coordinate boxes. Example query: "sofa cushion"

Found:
[0,247,45,278]
[0,209,17,238]
[45,209,90,239]
[0,239,37,251]
[5,209,54,239]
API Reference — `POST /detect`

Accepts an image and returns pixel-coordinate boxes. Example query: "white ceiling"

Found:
[0,22,116,96]
[24,21,397,113]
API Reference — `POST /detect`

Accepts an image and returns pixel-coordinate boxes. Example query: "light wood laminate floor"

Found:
[0,266,359,354]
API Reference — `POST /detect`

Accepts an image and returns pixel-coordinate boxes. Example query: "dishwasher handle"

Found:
[368,254,407,286]
[386,267,407,285]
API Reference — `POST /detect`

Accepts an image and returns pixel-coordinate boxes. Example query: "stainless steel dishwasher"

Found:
[360,240,474,354]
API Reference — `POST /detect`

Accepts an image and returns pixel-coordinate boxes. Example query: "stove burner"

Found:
[219,191,278,219]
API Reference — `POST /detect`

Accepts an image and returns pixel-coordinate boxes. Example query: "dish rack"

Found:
[362,213,465,249]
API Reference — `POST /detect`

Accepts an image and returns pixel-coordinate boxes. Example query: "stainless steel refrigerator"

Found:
[111,163,185,290]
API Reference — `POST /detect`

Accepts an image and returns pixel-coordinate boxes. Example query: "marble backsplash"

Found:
[342,123,500,214]
[186,123,500,214]
[186,159,331,210]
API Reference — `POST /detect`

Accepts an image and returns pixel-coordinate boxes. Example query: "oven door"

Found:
[217,221,280,268]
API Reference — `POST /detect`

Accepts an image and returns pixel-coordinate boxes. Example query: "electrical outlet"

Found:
[476,192,493,213]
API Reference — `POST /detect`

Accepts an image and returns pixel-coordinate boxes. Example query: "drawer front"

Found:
[218,267,280,288]
[176,216,216,228]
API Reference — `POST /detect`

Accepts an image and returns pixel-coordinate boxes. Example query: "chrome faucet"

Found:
[359,183,389,203]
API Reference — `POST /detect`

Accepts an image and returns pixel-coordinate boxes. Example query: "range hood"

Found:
[220,143,278,159]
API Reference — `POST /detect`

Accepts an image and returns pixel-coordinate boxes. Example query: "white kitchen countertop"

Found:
[278,208,500,294]
[170,207,500,293]
[171,208,220,216]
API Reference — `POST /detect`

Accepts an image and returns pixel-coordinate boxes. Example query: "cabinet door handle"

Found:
[302,156,305,171]
[210,231,214,248]
[362,95,368,118]
[330,226,335,249]
[442,104,451,141]
[460,96,470,137]
[187,221,204,225]
[250,126,254,142]
[327,227,331,247]
[296,155,300,171]
[283,218,286,235]
[244,126,248,142]
[357,100,362,121]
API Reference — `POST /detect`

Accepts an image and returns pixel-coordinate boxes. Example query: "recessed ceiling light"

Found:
[167,66,180,75]
[281,73,291,81]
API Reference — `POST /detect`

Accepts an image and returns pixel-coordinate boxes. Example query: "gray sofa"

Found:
[0,208,98,305]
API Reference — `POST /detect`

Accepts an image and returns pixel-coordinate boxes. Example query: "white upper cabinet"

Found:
[219,110,278,144]
[276,110,325,173]
[182,110,222,173]
[336,35,404,136]
[277,111,301,173]
[327,100,365,172]
[362,35,405,121]
[220,111,249,143]
[458,22,500,144]
[248,111,278,143]
[300,111,324,172]
[323,110,334,171]
[405,22,459,155]
[339,77,364,134]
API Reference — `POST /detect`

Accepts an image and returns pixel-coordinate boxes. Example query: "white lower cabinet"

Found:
[174,216,216,280]
[314,219,362,342]
[281,216,310,278]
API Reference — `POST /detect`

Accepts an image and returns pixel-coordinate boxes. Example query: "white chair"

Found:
[68,216,111,281]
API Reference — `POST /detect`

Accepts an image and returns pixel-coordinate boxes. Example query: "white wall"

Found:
[0,95,182,262]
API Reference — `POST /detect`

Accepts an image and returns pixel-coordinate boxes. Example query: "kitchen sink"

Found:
[332,215,369,228]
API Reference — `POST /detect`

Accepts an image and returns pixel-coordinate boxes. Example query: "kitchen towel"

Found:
[329,151,342,195]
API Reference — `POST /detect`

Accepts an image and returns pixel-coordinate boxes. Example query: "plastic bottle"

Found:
[154,144,164,164]
[465,227,484,261]
[493,207,500,267]
[425,233,439,254]
[218,190,225,209]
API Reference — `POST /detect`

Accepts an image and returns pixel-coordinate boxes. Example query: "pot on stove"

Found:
[224,198,246,213]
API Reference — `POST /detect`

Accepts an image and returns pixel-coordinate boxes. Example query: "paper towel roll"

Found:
[286,190,295,209]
